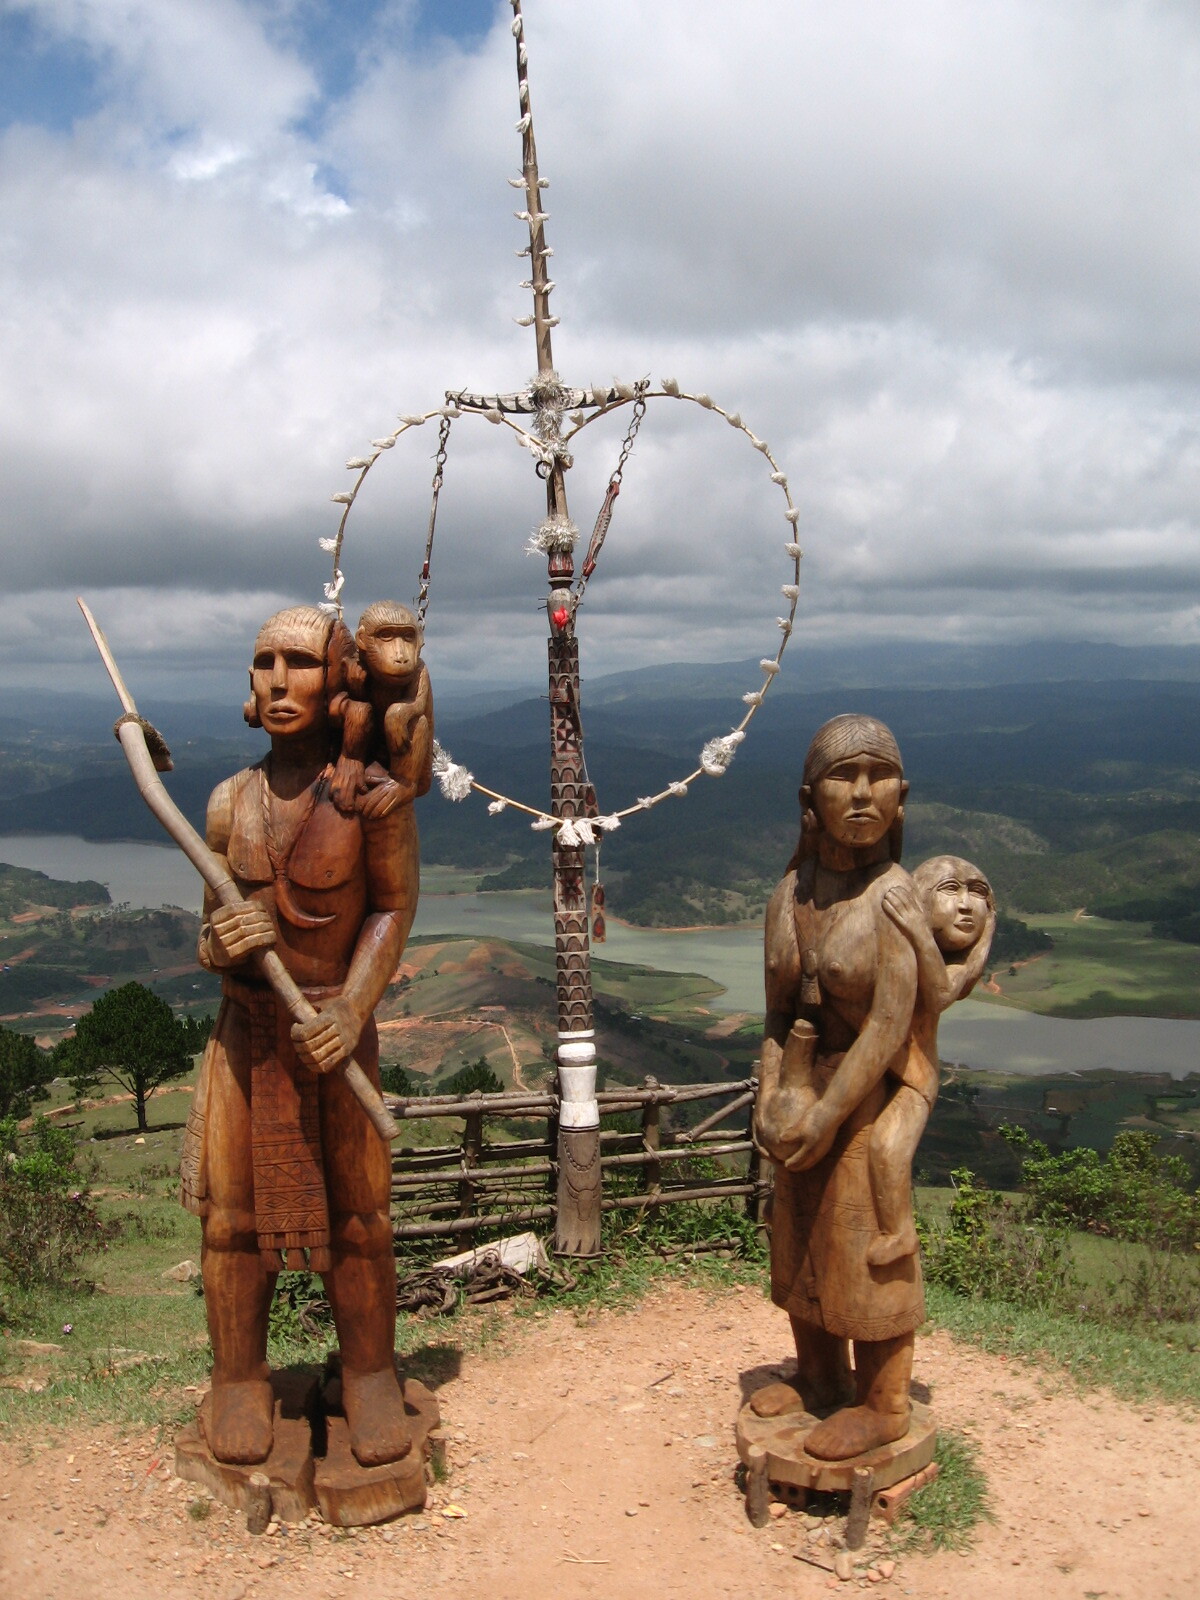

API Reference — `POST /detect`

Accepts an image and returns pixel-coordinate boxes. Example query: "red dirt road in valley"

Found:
[2,1282,1196,1599]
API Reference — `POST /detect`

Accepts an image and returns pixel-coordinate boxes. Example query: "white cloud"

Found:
[4,0,1200,699]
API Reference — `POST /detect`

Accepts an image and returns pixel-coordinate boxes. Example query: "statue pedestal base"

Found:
[316,1381,439,1527]
[175,1361,441,1528]
[735,1397,936,1497]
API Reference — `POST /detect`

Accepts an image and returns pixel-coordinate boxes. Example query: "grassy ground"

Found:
[980,913,1200,1018]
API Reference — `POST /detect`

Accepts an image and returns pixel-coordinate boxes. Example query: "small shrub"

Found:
[1002,1126,1200,1248]
[0,1118,120,1294]
[919,1167,1076,1308]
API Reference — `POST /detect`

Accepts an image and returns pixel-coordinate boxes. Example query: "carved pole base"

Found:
[554,1125,602,1256]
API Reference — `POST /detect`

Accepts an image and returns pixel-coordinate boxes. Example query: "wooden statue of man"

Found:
[180,605,419,1469]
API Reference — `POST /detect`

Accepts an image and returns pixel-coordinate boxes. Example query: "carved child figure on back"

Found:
[750,715,992,1464]
[181,604,424,1471]
[331,601,433,817]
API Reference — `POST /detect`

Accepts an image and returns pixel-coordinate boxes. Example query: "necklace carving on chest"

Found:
[259,758,337,930]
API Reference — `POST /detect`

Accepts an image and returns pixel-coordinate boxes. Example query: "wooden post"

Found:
[844,1465,874,1550]
[246,1472,272,1535]
[642,1075,661,1199]
[458,1106,484,1227]
[745,1085,763,1223]
[744,1444,771,1528]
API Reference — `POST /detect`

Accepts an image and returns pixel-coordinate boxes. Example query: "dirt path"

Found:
[2,1283,1196,1599]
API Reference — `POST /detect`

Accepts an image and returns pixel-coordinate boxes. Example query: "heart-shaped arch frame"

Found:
[317,378,803,837]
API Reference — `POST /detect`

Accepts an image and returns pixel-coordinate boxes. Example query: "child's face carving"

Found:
[929,872,991,952]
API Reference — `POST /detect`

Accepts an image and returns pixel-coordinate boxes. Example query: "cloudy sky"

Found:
[4,0,1200,704]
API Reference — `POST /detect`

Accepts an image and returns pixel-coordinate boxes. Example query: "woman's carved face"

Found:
[811,753,904,849]
[251,621,328,738]
[929,872,991,952]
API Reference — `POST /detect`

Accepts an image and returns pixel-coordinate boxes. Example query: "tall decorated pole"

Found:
[456,0,602,1253]
[316,0,806,1255]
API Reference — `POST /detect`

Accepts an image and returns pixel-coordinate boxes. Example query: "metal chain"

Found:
[574,378,649,600]
[417,414,452,623]
[609,378,649,492]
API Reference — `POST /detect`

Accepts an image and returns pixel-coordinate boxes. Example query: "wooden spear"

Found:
[76,597,400,1144]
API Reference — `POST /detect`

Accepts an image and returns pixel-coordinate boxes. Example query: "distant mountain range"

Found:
[3,641,1198,930]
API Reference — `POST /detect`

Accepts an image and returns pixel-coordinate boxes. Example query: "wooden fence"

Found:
[386,1075,768,1245]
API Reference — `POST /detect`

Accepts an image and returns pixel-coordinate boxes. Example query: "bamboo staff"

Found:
[76,597,399,1144]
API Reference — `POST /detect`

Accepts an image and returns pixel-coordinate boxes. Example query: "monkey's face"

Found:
[358,621,422,684]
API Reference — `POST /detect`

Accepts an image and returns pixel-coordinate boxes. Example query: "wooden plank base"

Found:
[174,1365,441,1528]
[175,1368,321,1523]
[735,1398,936,1495]
[314,1381,440,1527]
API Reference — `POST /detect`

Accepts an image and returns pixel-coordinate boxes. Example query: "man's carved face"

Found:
[357,618,422,684]
[811,753,905,850]
[251,620,327,737]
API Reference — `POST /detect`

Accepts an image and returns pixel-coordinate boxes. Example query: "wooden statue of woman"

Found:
[180,605,418,1469]
[751,713,923,1461]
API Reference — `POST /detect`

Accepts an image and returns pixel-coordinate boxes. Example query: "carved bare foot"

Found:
[804,1402,910,1461]
[342,1367,412,1467]
[866,1223,919,1267]
[749,1380,806,1418]
[205,1379,274,1465]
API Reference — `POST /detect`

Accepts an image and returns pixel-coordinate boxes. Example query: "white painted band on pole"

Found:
[557,1039,596,1068]
[557,1029,594,1043]
[557,1057,599,1130]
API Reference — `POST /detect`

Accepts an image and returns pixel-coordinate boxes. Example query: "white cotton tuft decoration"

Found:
[487,799,508,815]
[760,659,781,676]
[668,781,689,797]
[785,542,802,558]
[515,113,532,133]
[700,730,746,776]
[726,412,743,429]
[526,515,579,557]
[399,414,426,426]
[531,815,556,831]
[777,617,793,635]
[636,796,655,810]
[614,381,635,401]
[514,315,535,327]
[330,491,354,505]
[771,471,787,485]
[781,584,800,601]
[370,437,396,449]
[317,601,340,617]
[696,393,714,408]
[346,456,375,470]
[485,408,503,424]
[743,691,764,706]
[661,377,680,396]
[318,537,338,553]
[431,740,474,803]
[323,569,345,602]
[596,814,622,832]
[754,438,770,453]
[785,507,801,523]
[557,817,596,848]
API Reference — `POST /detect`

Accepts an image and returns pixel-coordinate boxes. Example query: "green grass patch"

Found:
[977,913,1200,1018]
[894,1428,992,1552]
[925,1281,1200,1407]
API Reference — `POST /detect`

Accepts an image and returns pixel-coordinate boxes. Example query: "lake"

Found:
[4,835,1199,1078]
